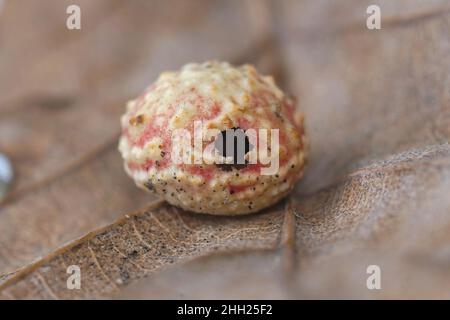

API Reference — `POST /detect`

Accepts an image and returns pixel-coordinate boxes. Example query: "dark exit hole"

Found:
[214,127,254,171]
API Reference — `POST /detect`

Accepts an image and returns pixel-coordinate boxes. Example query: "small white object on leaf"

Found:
[0,153,13,200]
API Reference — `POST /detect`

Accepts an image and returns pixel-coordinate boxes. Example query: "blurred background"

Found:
[0,0,450,299]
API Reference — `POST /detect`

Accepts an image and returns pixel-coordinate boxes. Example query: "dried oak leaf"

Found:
[1,0,450,299]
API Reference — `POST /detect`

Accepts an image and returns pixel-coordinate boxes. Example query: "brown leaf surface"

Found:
[0,0,259,192]
[281,0,450,193]
[0,0,450,299]
[120,146,450,299]
[0,0,260,276]
[1,145,449,299]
